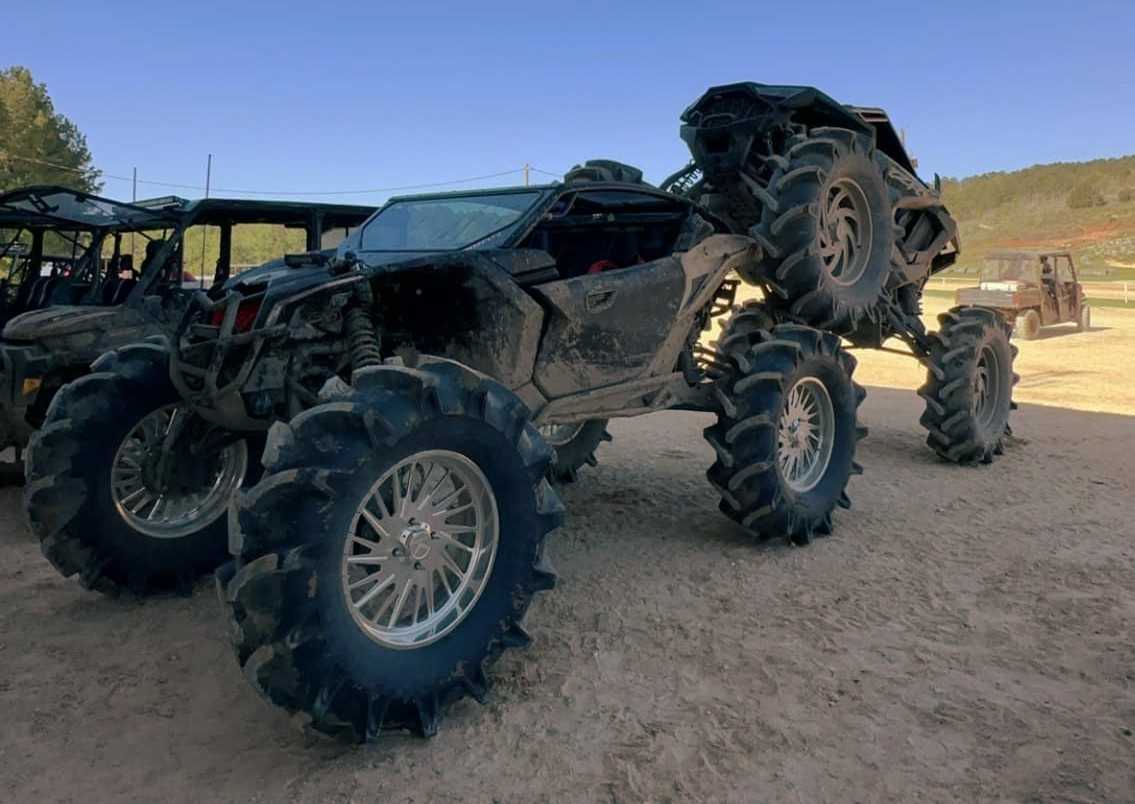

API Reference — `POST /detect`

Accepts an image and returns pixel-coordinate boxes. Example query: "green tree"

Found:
[0,65,101,193]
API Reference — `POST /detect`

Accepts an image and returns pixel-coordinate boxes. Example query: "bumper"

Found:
[0,344,52,449]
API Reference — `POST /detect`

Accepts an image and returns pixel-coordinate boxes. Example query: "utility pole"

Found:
[131,167,137,258]
[524,163,530,187]
[200,154,212,276]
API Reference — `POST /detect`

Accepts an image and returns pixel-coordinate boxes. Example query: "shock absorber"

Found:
[345,281,383,369]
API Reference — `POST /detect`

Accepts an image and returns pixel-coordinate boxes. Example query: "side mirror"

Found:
[330,250,360,276]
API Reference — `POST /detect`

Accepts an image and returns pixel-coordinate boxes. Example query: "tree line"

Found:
[940,155,1135,216]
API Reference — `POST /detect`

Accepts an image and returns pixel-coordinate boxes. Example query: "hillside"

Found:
[938,155,1135,279]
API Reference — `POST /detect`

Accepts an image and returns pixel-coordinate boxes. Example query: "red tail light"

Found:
[210,300,262,333]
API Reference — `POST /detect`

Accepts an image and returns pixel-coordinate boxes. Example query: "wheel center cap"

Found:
[400,522,433,561]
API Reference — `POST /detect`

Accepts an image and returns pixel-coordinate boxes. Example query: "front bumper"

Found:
[0,344,52,449]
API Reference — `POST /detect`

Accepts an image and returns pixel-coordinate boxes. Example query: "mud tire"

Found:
[1015,309,1041,340]
[705,324,865,545]
[749,128,897,334]
[540,419,612,484]
[220,358,564,742]
[919,307,1018,465]
[716,300,778,354]
[23,344,263,596]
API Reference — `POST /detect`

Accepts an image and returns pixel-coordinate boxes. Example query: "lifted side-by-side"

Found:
[22,81,1017,742]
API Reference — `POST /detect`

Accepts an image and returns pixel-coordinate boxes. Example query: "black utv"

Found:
[25,82,1016,743]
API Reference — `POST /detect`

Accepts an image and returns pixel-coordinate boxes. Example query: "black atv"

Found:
[0,186,374,483]
[24,82,1016,743]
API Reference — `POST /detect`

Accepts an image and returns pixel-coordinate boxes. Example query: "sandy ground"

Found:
[1,301,1133,803]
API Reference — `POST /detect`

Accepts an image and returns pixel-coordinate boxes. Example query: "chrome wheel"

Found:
[342,450,499,650]
[538,422,584,447]
[818,177,873,286]
[777,377,835,493]
[111,404,248,539]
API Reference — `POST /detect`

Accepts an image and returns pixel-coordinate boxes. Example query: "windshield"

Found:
[981,256,1033,283]
[356,191,542,252]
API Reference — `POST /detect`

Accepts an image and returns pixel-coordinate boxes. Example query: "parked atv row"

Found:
[0,186,373,483]
[19,81,1017,742]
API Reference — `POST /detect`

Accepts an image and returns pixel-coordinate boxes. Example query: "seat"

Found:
[111,279,137,305]
[101,278,123,304]
[587,230,641,274]
[24,278,48,308]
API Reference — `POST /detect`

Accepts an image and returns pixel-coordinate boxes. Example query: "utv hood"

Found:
[2,305,149,343]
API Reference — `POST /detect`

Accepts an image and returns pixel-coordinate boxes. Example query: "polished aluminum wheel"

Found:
[777,377,836,493]
[342,450,499,650]
[538,422,584,447]
[111,404,248,539]
[818,177,873,286]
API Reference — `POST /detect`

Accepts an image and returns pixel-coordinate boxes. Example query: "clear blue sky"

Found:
[7,0,1135,205]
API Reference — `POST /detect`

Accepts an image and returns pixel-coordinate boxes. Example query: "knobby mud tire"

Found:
[749,127,898,334]
[541,419,612,484]
[705,324,866,545]
[919,306,1018,465]
[23,344,263,596]
[219,359,564,742]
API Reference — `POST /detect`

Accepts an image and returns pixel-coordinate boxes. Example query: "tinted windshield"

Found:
[357,191,542,252]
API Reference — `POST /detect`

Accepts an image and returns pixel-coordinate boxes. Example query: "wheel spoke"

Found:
[437,546,467,579]
[409,585,422,626]
[346,553,389,566]
[392,466,408,518]
[147,495,165,521]
[354,571,396,608]
[126,488,155,514]
[430,482,464,511]
[358,507,392,542]
[441,502,475,521]
[435,530,475,552]
[424,573,437,619]
[386,579,415,628]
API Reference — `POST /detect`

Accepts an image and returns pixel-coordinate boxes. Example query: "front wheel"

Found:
[221,359,563,741]
[1077,304,1091,332]
[704,324,865,544]
[1015,308,1040,340]
[23,344,263,596]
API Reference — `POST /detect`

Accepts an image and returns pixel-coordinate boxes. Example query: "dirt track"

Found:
[1,304,1134,803]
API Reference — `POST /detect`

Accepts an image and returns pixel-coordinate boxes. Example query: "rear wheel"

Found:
[1015,308,1040,340]
[704,324,865,544]
[221,359,563,741]
[749,128,897,334]
[538,419,612,483]
[24,344,263,596]
[919,307,1017,465]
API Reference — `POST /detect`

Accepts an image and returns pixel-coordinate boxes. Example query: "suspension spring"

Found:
[345,283,383,369]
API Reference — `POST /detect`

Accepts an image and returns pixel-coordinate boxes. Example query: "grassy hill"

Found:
[938,155,1135,281]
